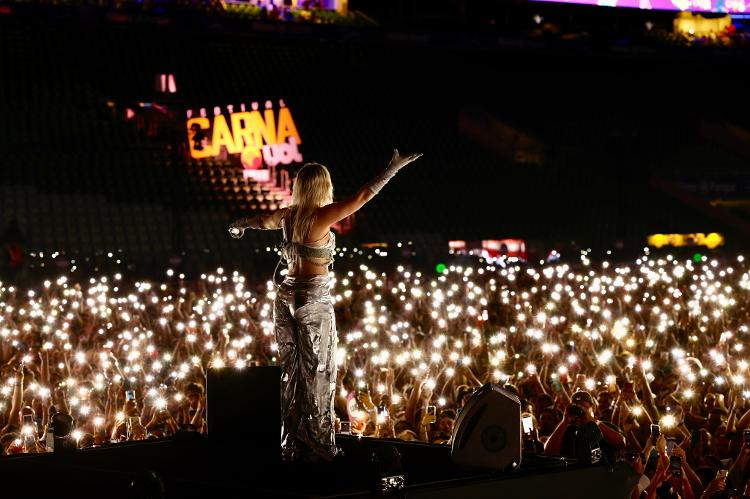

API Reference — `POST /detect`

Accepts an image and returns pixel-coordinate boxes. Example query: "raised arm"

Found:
[316,186,376,227]
[228,208,287,238]
[317,150,423,226]
[735,406,750,431]
[2,365,24,433]
[544,408,573,456]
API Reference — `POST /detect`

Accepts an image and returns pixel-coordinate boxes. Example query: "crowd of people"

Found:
[3,248,750,497]
[645,24,750,48]
[11,0,362,26]
[218,1,359,25]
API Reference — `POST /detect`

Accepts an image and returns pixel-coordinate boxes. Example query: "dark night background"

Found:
[1,0,748,278]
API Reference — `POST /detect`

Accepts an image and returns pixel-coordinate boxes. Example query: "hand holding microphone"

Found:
[228,226,245,239]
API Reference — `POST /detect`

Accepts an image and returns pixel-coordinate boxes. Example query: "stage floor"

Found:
[0,433,639,498]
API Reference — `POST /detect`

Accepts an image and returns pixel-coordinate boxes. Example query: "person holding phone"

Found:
[182,382,206,431]
[671,445,703,498]
[374,403,395,439]
[110,388,142,442]
[418,405,438,442]
[145,407,178,438]
[644,438,695,499]
[622,446,653,498]
[725,429,750,493]
[544,390,626,462]
[521,413,544,454]
[19,408,43,453]
[664,455,695,499]
[0,364,28,437]
[348,384,376,435]
[701,470,729,499]
[229,151,423,462]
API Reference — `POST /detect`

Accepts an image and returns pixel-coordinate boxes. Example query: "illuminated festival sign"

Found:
[647,232,724,249]
[531,0,747,12]
[186,99,303,178]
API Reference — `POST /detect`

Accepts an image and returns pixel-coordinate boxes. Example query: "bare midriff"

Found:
[286,225,331,278]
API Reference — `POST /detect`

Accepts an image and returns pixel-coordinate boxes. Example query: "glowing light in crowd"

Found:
[2,248,750,451]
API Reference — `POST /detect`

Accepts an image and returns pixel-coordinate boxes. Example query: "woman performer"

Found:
[228,149,423,461]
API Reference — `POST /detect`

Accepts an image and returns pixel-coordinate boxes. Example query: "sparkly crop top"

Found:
[279,208,336,269]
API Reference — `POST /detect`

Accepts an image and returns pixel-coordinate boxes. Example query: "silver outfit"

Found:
[273,210,338,461]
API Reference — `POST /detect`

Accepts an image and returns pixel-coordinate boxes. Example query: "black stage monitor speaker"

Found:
[450,382,522,472]
[207,366,281,454]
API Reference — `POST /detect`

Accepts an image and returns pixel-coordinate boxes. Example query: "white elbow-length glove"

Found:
[365,149,423,195]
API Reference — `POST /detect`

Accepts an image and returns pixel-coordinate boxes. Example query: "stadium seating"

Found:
[1,6,747,268]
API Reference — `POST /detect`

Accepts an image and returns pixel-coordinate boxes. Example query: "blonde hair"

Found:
[288,163,334,243]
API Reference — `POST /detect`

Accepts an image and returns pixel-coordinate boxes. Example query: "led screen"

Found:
[530,0,747,13]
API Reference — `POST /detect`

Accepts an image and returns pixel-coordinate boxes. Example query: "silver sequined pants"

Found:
[274,274,338,461]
